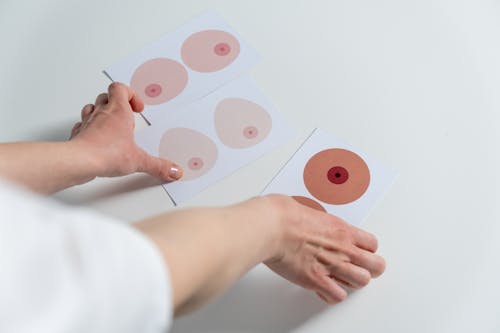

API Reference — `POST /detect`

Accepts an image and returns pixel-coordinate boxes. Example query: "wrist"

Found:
[65,139,103,185]
[249,194,296,264]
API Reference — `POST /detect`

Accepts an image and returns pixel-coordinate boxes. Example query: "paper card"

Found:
[104,11,260,123]
[135,76,296,205]
[262,129,397,226]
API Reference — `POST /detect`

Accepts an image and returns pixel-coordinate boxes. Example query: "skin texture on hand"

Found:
[69,82,183,182]
[264,195,385,304]
[0,83,183,194]
[135,194,385,315]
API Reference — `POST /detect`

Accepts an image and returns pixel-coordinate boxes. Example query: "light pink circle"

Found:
[243,126,258,139]
[214,98,272,149]
[188,157,204,170]
[159,128,218,181]
[130,58,188,105]
[181,30,240,72]
[214,42,231,56]
[145,83,162,97]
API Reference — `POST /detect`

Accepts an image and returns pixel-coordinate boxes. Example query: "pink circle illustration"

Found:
[243,126,259,139]
[214,42,231,56]
[303,149,370,205]
[181,30,240,72]
[159,128,218,180]
[214,98,272,149]
[130,58,188,105]
[291,196,327,212]
[145,83,162,98]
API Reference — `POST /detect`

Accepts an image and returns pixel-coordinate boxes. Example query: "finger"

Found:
[349,248,386,278]
[349,225,378,252]
[107,82,144,112]
[80,104,95,121]
[69,122,82,139]
[331,276,355,290]
[330,262,371,289]
[315,274,347,304]
[316,292,329,303]
[137,149,183,182]
[95,93,109,106]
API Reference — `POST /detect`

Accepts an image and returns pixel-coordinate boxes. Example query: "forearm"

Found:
[135,196,282,316]
[0,141,100,194]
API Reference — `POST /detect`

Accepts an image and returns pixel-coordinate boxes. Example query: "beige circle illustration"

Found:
[303,148,370,205]
[130,58,188,105]
[291,196,326,212]
[181,30,240,72]
[159,128,218,180]
[214,98,272,149]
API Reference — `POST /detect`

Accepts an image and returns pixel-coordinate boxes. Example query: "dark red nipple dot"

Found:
[327,166,349,184]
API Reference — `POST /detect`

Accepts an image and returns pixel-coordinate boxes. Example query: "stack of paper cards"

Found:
[104,11,396,213]
[104,11,261,123]
[105,11,291,204]
[262,129,397,226]
[135,77,295,204]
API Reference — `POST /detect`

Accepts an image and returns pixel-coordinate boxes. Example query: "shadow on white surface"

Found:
[28,120,76,142]
[56,174,164,205]
[171,266,328,333]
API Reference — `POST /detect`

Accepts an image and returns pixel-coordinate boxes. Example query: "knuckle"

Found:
[345,246,361,262]
[324,255,342,271]
[308,263,326,281]
[109,82,124,91]
[96,93,108,102]
[334,228,353,243]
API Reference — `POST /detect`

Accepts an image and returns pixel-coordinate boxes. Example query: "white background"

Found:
[0,1,498,332]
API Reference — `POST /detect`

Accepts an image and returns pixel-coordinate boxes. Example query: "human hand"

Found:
[264,195,386,304]
[70,82,183,181]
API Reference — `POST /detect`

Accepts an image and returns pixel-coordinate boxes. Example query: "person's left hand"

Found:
[70,82,183,182]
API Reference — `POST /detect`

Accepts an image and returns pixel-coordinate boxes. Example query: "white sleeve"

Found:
[0,181,172,333]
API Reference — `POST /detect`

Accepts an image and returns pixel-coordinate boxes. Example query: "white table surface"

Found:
[1,1,499,332]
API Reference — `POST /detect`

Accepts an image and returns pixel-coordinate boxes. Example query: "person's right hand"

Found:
[264,195,386,304]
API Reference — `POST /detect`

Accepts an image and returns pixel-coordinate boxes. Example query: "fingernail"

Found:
[169,164,183,180]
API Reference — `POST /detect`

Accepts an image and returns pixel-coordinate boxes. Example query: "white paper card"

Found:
[262,129,397,226]
[104,11,261,123]
[135,76,296,205]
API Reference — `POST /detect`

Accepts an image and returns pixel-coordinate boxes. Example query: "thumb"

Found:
[137,150,183,182]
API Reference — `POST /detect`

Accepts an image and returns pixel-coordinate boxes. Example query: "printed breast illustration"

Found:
[130,58,188,105]
[214,98,272,148]
[181,30,241,72]
[303,148,370,205]
[159,128,218,180]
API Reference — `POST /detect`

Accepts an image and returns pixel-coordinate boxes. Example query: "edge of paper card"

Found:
[260,128,318,195]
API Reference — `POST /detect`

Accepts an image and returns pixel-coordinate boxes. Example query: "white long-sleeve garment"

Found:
[0,180,172,333]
